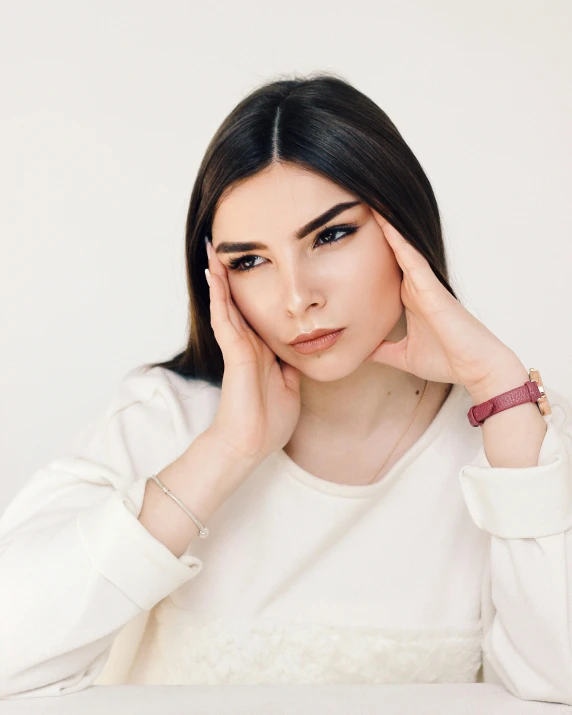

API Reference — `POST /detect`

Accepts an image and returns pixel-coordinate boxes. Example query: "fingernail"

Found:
[205,268,211,287]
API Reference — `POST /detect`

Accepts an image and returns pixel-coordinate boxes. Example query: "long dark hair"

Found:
[143,70,460,387]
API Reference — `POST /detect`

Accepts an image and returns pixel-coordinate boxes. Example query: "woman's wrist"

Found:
[138,429,260,557]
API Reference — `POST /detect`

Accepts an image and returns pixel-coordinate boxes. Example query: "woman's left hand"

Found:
[364,208,519,395]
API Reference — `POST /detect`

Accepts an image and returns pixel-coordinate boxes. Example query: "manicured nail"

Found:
[205,268,211,287]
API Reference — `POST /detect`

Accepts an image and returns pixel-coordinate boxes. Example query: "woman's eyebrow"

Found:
[214,200,362,255]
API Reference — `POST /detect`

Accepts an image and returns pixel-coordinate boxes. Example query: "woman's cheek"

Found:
[365,257,403,329]
[362,245,400,297]
[228,284,254,323]
[231,288,272,337]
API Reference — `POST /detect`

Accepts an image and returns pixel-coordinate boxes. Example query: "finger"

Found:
[207,241,242,332]
[206,240,229,299]
[218,264,250,335]
[223,286,246,336]
[230,297,251,333]
[365,334,409,371]
[207,241,253,335]
[217,270,270,361]
[370,207,393,229]
[371,209,434,287]
[371,210,416,267]
[207,269,244,349]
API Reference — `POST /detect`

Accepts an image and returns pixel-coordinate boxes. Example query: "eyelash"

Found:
[226,223,359,273]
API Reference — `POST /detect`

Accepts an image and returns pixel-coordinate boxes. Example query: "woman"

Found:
[1,72,571,704]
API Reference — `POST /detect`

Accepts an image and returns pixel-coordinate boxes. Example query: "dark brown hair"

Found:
[143,70,460,387]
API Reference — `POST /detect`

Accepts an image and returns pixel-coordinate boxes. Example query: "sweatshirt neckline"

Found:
[273,382,467,498]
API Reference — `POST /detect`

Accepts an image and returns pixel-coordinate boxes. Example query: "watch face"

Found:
[529,368,552,416]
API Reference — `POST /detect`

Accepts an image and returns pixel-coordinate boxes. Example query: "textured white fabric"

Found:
[0,364,570,704]
[126,599,484,685]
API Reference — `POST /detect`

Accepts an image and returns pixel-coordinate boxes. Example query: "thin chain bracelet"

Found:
[149,472,210,539]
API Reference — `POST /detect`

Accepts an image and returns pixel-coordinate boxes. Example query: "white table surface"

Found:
[1,684,572,714]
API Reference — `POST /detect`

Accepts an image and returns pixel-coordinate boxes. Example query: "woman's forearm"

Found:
[138,429,260,557]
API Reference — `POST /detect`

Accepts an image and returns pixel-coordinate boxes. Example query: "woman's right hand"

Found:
[203,237,303,465]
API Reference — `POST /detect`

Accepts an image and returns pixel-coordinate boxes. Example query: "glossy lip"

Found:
[289,327,344,345]
[289,328,345,355]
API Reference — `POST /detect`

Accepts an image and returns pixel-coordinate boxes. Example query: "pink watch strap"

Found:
[467,380,542,427]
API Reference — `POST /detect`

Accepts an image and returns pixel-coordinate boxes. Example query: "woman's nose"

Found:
[278,264,325,317]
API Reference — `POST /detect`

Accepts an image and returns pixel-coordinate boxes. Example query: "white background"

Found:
[0,0,570,510]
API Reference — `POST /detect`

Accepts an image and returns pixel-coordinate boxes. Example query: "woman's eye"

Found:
[226,223,358,273]
[314,224,357,247]
[227,254,262,272]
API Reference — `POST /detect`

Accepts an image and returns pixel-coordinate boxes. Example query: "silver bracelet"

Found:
[149,472,210,539]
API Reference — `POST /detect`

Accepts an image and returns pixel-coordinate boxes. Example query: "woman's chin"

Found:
[288,353,369,383]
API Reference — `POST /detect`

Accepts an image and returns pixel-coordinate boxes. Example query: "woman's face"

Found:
[210,162,405,382]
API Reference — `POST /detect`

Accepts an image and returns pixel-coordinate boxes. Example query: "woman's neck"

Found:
[297,362,434,441]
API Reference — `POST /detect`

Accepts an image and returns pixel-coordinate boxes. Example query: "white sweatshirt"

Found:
[0,365,571,703]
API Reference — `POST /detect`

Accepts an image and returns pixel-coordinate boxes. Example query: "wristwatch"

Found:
[467,368,552,427]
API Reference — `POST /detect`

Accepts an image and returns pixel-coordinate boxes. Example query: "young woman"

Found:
[1,72,571,704]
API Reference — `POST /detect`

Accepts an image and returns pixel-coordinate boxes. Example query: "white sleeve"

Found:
[0,366,206,699]
[458,386,572,706]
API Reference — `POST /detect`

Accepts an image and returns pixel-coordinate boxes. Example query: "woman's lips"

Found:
[289,328,345,355]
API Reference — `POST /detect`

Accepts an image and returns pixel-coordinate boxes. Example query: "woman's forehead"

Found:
[212,166,358,239]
